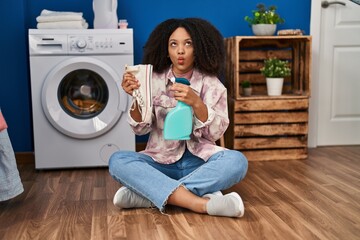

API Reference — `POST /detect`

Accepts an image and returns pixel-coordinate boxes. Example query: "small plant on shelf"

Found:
[241,80,252,96]
[241,80,251,88]
[244,3,285,25]
[244,3,285,36]
[260,58,291,96]
[260,58,291,78]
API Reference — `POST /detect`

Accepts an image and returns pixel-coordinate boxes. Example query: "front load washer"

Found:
[28,29,135,169]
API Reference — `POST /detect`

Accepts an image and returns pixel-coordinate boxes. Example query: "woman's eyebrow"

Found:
[169,38,192,42]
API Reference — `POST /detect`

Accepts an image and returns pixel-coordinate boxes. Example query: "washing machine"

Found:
[28,29,135,169]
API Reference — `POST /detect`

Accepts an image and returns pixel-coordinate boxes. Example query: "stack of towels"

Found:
[36,9,88,29]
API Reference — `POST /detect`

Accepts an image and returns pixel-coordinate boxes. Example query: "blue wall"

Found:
[0,0,311,152]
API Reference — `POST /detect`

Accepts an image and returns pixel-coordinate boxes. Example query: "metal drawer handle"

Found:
[321,1,346,8]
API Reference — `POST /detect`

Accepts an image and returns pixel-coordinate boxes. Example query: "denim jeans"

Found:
[109,149,248,212]
[0,128,24,201]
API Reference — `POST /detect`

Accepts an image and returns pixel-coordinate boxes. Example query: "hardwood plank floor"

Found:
[1,146,359,240]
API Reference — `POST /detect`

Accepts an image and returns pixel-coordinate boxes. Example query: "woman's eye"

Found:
[170,42,177,47]
[185,41,192,46]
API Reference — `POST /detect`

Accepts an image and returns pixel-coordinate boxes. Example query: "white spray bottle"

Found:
[93,0,118,29]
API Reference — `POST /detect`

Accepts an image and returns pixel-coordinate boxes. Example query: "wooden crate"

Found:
[224,36,312,161]
[225,36,312,100]
[225,96,309,161]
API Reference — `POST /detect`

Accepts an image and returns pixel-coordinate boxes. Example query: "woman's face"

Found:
[168,27,195,75]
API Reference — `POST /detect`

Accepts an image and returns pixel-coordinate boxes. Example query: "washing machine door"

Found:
[41,56,127,139]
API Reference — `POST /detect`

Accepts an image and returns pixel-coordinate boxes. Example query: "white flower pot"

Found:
[266,77,284,96]
[252,24,277,36]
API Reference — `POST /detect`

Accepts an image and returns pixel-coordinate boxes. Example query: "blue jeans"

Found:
[0,128,24,201]
[109,149,248,212]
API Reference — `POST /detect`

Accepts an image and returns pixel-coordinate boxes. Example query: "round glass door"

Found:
[41,57,127,139]
[58,69,109,119]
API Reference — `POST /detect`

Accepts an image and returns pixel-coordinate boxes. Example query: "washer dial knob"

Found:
[76,39,87,49]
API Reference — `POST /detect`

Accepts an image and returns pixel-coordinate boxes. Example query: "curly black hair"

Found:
[142,18,225,77]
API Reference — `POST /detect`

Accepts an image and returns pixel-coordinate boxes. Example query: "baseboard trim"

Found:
[15,152,35,164]
[15,143,147,165]
[136,142,146,152]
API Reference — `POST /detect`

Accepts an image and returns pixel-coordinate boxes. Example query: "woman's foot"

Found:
[204,192,245,218]
[113,186,154,209]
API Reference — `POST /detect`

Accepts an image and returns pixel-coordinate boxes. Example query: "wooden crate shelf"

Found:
[224,36,312,161]
[225,36,312,100]
[225,97,309,161]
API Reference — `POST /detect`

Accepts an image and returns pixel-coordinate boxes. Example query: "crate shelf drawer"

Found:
[234,136,307,150]
[234,123,308,137]
[233,98,309,111]
[241,148,308,161]
[235,112,309,124]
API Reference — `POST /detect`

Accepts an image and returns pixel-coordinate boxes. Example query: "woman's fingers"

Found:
[121,74,139,95]
[171,83,197,105]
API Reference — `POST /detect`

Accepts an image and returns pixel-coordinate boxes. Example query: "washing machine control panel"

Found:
[28,29,134,56]
[68,34,133,54]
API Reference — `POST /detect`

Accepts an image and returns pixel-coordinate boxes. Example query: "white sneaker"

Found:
[113,186,154,209]
[125,64,153,122]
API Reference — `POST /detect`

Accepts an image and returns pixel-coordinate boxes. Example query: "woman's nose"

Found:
[178,45,184,54]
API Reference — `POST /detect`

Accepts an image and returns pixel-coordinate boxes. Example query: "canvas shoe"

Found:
[113,186,154,209]
[204,192,245,218]
[125,64,153,122]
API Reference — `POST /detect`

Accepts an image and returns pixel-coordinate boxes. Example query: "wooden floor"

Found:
[1,146,359,240]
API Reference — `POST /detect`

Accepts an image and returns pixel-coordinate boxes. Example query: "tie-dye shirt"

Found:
[127,67,229,164]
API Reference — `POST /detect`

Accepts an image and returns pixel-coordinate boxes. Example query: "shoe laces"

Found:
[131,89,144,114]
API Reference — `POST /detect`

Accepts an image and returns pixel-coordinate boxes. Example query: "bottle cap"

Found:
[119,19,128,29]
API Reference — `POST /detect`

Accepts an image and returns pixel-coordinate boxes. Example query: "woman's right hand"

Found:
[121,72,140,96]
[122,72,142,122]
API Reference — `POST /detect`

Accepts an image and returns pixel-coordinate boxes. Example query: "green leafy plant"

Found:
[244,3,285,25]
[260,58,291,78]
[241,80,251,88]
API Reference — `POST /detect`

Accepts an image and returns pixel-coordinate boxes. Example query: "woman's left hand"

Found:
[170,83,199,106]
[170,83,208,122]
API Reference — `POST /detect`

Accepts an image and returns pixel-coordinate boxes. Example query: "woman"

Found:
[109,18,248,217]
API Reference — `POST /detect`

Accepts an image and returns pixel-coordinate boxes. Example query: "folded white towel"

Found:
[37,20,89,29]
[40,9,83,17]
[36,15,83,23]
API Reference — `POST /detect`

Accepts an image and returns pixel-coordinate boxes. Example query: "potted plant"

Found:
[241,80,252,96]
[260,58,291,96]
[244,3,285,36]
